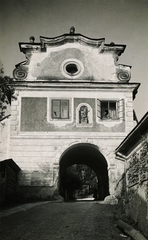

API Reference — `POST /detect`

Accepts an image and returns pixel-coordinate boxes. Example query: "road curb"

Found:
[0,200,62,218]
[117,220,147,240]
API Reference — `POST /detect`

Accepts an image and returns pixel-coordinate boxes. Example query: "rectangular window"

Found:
[52,99,69,119]
[97,99,124,121]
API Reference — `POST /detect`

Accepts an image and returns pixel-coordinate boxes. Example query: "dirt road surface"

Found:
[0,201,130,240]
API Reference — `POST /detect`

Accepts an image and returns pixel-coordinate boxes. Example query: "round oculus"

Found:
[65,63,78,75]
[61,59,84,78]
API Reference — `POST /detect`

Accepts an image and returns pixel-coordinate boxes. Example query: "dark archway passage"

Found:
[59,143,110,200]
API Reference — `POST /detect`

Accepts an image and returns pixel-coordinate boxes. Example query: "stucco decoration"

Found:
[25,51,32,65]
[14,29,128,82]
[116,65,131,82]
[13,51,32,80]
[76,103,93,127]
[36,48,90,80]
[13,63,28,80]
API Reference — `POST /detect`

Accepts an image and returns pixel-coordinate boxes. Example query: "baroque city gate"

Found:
[8,29,139,202]
[58,143,109,200]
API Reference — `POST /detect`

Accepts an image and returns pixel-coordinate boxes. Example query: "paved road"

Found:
[0,201,130,240]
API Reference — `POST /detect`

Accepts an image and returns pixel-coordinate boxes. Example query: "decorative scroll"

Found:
[13,64,28,80]
[128,140,148,187]
[117,71,131,81]
[13,50,31,80]
[13,67,28,80]
[116,65,131,82]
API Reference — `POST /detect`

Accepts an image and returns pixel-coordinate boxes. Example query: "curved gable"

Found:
[13,28,131,83]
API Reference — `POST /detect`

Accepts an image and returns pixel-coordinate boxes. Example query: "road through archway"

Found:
[59,143,109,200]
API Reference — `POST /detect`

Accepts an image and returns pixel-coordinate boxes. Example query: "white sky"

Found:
[0,0,148,120]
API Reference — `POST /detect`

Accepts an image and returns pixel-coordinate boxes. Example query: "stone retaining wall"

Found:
[115,138,148,238]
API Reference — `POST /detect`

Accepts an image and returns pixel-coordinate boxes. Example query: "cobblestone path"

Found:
[0,201,130,240]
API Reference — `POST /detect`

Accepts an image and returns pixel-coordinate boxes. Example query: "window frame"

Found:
[96,99,124,122]
[51,99,70,120]
[47,98,72,122]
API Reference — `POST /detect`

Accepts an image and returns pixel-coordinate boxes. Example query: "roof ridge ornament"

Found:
[70,26,75,34]
[29,36,35,43]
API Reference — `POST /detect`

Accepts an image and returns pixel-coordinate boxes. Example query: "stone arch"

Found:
[55,139,110,165]
[58,141,110,200]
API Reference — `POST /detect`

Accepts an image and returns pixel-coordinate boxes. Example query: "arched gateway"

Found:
[59,143,109,200]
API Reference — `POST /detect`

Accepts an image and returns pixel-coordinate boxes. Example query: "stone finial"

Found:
[70,26,75,34]
[29,36,35,43]
[110,42,115,45]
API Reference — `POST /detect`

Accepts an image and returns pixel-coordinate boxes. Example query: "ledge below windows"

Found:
[98,119,121,127]
[76,123,93,128]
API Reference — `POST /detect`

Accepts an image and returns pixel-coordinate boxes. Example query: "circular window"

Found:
[61,59,84,78]
[65,63,78,75]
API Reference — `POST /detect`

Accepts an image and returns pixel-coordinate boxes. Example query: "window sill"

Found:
[100,119,120,121]
[98,119,122,127]
[47,118,72,127]
[76,123,93,128]
[50,118,70,121]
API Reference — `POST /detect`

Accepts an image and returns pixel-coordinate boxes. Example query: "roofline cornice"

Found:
[13,81,140,92]
[115,111,148,155]
[40,34,105,48]
[19,32,126,55]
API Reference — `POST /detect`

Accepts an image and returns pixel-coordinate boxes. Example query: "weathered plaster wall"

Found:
[28,44,117,81]
[8,87,134,200]
[115,137,148,238]
[127,182,148,237]
[11,90,134,134]
[126,139,148,237]
[9,133,125,198]
[20,96,125,132]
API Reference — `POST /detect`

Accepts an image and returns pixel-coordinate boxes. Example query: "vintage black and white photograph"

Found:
[0,0,148,239]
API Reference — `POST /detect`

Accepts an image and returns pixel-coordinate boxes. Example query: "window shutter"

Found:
[97,99,101,119]
[117,99,125,120]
